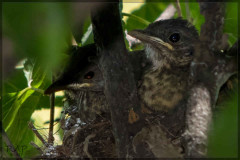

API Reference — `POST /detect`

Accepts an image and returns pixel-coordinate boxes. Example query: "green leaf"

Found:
[3,88,34,131]
[3,59,48,130]
[81,17,94,46]
[3,3,71,69]
[223,2,238,46]
[3,69,27,93]
[6,95,41,158]
[207,88,238,158]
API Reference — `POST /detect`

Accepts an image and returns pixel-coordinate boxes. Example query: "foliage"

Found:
[1,1,238,158]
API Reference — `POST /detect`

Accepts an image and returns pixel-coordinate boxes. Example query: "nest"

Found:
[54,114,117,159]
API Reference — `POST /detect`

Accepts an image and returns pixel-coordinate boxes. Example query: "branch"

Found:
[1,124,22,160]
[91,2,141,158]
[184,40,238,157]
[48,74,55,144]
[28,121,49,147]
[197,1,228,51]
[176,0,182,17]
[183,2,238,157]
[83,133,96,159]
[184,85,212,157]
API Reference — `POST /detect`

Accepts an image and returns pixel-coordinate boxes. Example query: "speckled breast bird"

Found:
[129,19,199,113]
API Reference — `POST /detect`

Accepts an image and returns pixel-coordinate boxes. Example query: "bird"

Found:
[129,18,198,110]
[128,18,199,136]
[44,43,148,122]
[45,18,200,157]
[127,18,200,158]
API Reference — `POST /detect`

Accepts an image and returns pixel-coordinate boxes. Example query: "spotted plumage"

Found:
[130,19,199,112]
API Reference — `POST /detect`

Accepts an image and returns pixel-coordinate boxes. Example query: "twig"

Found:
[83,133,96,159]
[185,0,190,21]
[176,0,182,17]
[28,121,48,147]
[30,141,43,154]
[1,125,22,160]
[122,12,150,25]
[48,74,55,144]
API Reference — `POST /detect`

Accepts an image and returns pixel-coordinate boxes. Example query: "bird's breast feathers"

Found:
[139,68,188,112]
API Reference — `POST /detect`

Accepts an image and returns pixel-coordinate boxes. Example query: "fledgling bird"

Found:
[45,43,147,122]
[129,18,199,112]
[128,18,200,158]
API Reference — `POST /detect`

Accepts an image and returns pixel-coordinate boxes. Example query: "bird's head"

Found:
[128,19,199,68]
[44,63,104,95]
[44,44,104,95]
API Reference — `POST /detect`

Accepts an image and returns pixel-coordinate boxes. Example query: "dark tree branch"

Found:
[184,2,238,158]
[184,40,238,157]
[197,1,228,51]
[91,2,141,158]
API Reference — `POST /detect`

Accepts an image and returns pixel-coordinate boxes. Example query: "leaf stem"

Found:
[30,87,44,94]
[122,12,150,26]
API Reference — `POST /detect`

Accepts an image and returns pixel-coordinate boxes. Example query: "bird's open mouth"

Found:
[128,30,174,51]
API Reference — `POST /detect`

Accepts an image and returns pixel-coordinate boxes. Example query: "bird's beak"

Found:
[128,30,174,51]
[44,79,70,95]
[44,80,93,95]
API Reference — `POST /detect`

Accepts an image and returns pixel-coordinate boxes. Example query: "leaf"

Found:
[2,88,33,131]
[223,2,238,46]
[207,88,238,158]
[81,17,94,46]
[6,95,41,158]
[3,69,27,93]
[3,3,71,69]
[3,59,47,129]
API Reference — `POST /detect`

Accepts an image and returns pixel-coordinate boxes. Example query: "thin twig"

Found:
[122,12,150,25]
[176,0,182,17]
[28,121,48,147]
[48,73,55,144]
[185,0,190,21]
[30,141,43,154]
[1,126,22,160]
[83,133,96,159]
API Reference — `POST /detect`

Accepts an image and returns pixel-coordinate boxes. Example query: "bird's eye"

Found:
[169,33,180,43]
[84,71,94,79]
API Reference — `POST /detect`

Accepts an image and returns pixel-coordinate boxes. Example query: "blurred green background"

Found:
[1,1,238,158]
